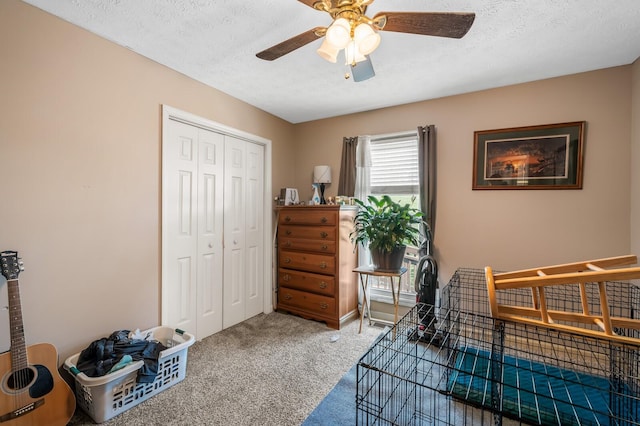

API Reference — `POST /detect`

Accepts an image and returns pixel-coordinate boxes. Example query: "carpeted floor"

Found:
[68,311,383,425]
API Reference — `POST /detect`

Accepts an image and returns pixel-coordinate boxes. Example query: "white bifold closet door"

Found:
[223,136,264,329]
[162,118,264,341]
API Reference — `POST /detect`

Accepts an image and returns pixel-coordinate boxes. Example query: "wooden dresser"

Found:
[276,205,358,329]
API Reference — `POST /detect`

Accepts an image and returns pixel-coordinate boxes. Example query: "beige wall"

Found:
[0,0,295,360]
[294,67,634,285]
[1,0,637,364]
[631,59,640,257]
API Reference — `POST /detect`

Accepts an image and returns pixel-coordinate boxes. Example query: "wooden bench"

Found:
[485,255,640,345]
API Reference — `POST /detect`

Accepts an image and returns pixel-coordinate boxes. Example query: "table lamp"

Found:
[313,165,332,205]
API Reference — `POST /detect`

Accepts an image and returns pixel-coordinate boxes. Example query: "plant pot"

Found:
[371,245,406,272]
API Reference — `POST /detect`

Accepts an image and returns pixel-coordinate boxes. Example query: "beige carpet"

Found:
[68,311,383,425]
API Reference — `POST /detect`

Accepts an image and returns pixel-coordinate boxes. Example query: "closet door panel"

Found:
[196,129,224,338]
[223,136,246,328]
[245,143,264,317]
[162,120,198,334]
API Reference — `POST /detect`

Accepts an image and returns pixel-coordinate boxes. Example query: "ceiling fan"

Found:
[256,0,475,80]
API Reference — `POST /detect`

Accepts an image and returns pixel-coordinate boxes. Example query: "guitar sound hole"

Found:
[7,367,35,391]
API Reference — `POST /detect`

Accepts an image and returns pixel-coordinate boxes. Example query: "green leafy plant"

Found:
[350,195,424,253]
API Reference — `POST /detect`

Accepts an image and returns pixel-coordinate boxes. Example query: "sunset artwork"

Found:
[484,135,569,182]
[473,122,584,190]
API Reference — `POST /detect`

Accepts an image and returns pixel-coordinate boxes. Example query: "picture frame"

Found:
[473,121,585,190]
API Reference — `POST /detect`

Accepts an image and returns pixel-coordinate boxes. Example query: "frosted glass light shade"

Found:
[345,41,366,64]
[313,165,332,184]
[326,18,351,49]
[317,39,339,63]
[354,23,381,55]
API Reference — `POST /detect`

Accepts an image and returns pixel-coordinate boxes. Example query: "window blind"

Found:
[370,135,419,194]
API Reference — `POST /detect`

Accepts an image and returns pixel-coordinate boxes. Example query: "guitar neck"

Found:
[7,278,28,371]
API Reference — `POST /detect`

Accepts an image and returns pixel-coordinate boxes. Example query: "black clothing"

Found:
[76,330,167,383]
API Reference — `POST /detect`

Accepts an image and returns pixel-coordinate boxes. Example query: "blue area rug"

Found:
[302,364,356,425]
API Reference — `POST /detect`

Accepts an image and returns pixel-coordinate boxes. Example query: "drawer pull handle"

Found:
[283,274,290,282]
[284,294,292,300]
[319,262,327,269]
[319,281,327,289]
[321,244,328,251]
[284,216,291,222]
[286,230,292,236]
[285,240,292,247]
[320,232,328,239]
[320,303,328,310]
[321,217,328,223]
[284,257,291,264]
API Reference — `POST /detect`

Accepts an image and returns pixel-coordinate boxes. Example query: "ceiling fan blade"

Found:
[256,27,325,61]
[375,12,475,39]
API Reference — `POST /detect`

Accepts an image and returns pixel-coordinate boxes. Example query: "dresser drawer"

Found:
[278,237,335,254]
[279,225,335,241]
[278,287,336,316]
[279,251,335,275]
[278,268,335,296]
[279,210,337,226]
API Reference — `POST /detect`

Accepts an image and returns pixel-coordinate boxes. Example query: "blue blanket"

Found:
[447,347,633,425]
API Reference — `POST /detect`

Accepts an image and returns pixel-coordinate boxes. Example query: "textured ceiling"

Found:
[21,0,640,124]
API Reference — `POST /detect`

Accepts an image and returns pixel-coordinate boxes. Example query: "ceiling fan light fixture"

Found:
[326,17,351,48]
[353,22,380,55]
[317,38,339,63]
[256,0,476,86]
[345,40,367,65]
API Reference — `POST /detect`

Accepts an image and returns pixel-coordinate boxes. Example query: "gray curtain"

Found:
[418,125,436,243]
[337,136,358,196]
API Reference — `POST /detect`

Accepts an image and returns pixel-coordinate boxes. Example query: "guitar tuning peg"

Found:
[18,259,24,271]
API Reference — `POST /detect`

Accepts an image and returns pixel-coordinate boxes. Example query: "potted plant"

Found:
[351,195,424,271]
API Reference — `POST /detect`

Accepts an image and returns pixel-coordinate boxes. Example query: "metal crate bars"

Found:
[356,304,501,425]
[356,267,640,425]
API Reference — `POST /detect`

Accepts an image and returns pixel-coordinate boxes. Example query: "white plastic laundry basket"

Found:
[64,327,195,423]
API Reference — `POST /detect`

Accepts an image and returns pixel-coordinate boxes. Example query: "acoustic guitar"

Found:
[0,251,75,425]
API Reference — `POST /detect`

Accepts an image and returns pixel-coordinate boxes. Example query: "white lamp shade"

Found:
[345,41,367,64]
[326,18,351,49]
[313,165,332,184]
[317,38,339,63]
[354,23,381,56]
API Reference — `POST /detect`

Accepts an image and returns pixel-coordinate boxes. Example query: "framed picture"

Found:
[473,121,585,190]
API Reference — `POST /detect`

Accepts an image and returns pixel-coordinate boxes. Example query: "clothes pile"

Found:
[76,329,167,383]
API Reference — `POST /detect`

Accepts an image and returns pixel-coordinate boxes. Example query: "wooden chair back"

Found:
[486,255,640,345]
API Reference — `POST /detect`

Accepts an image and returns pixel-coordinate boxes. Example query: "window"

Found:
[366,131,421,302]
[370,134,419,196]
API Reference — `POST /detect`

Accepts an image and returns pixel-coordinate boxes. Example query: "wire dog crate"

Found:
[356,267,640,425]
